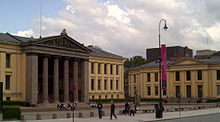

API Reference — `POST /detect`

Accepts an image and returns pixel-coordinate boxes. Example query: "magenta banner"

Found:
[161,44,167,90]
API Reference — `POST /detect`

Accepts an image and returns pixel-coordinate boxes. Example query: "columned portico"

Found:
[22,30,91,106]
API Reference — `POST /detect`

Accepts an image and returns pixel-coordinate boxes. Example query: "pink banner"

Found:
[161,44,167,90]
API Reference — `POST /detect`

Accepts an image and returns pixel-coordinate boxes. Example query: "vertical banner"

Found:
[0,82,3,113]
[161,45,167,90]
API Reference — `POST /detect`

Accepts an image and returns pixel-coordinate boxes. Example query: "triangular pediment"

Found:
[31,35,90,53]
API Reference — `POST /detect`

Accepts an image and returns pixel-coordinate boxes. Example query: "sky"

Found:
[1,0,220,58]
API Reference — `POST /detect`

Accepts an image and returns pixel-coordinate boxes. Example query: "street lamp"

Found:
[157,19,168,118]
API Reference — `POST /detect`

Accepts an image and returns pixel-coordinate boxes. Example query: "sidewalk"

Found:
[6,107,220,122]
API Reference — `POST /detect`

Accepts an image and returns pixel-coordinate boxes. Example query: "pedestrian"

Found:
[124,101,130,116]
[129,102,135,116]
[110,100,117,120]
[97,102,103,119]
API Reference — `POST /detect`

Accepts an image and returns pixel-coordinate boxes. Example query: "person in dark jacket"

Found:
[124,102,130,116]
[110,101,117,120]
[97,102,103,119]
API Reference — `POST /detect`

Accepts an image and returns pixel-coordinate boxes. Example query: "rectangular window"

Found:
[176,71,180,81]
[155,86,158,95]
[163,90,166,95]
[198,85,203,98]
[147,86,151,95]
[105,95,108,99]
[217,70,220,80]
[116,65,119,75]
[186,71,191,81]
[155,73,158,82]
[147,73,151,82]
[110,80,113,90]
[5,75,10,89]
[91,63,94,74]
[110,64,113,74]
[104,64,107,74]
[6,54,11,68]
[187,85,191,98]
[91,79,94,90]
[197,70,202,80]
[217,85,220,95]
[98,79,101,90]
[98,63,101,74]
[134,75,136,83]
[104,80,107,90]
[99,95,101,99]
[116,80,119,90]
[176,86,180,98]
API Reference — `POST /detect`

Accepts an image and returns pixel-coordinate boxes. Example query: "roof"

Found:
[88,45,124,59]
[0,32,30,44]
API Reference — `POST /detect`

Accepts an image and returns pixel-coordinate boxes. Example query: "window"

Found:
[6,97,10,101]
[110,80,113,90]
[92,96,95,99]
[163,90,166,95]
[147,73,151,82]
[116,65,119,75]
[134,75,136,83]
[104,80,107,90]
[175,71,180,81]
[98,79,101,90]
[104,64,107,74]
[217,85,220,95]
[217,70,220,80]
[98,63,101,74]
[110,64,113,74]
[176,86,180,98]
[197,70,202,80]
[5,75,10,89]
[147,86,151,95]
[187,85,191,98]
[91,63,94,73]
[117,95,119,99]
[111,95,113,99]
[155,73,158,82]
[116,80,119,90]
[99,95,101,99]
[105,95,108,99]
[198,85,203,98]
[186,71,191,81]
[6,54,11,68]
[155,86,158,95]
[91,79,94,90]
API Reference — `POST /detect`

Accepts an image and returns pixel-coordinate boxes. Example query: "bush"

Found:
[140,98,161,102]
[3,101,27,106]
[89,98,133,103]
[3,106,21,120]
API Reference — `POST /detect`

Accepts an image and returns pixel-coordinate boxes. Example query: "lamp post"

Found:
[157,19,168,118]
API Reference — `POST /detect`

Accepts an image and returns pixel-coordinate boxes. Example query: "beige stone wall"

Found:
[89,55,124,99]
[128,59,220,99]
[0,43,26,101]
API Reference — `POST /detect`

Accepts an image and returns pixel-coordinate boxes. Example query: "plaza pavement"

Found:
[5,107,220,122]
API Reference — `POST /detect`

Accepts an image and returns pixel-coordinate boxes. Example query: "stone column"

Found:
[43,56,49,104]
[81,59,89,103]
[53,57,59,104]
[73,60,79,101]
[26,53,38,106]
[64,57,69,103]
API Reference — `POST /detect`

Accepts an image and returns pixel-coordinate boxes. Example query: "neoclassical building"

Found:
[88,46,124,99]
[128,58,220,102]
[0,30,125,106]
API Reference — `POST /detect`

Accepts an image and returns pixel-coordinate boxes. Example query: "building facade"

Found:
[88,46,124,99]
[146,46,193,62]
[128,58,220,102]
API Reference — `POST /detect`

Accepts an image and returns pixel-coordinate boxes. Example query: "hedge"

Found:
[140,98,161,102]
[89,98,133,103]
[3,101,28,106]
[3,106,21,120]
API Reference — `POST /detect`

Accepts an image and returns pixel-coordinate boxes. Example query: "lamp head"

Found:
[163,23,168,31]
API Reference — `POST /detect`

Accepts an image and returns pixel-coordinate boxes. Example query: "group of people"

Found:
[97,100,117,120]
[57,102,76,111]
[123,101,136,116]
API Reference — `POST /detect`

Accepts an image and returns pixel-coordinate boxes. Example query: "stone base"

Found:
[0,113,2,121]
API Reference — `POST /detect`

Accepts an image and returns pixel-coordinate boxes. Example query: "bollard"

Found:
[36,114,41,120]
[90,112,94,117]
[79,113,83,118]
[52,113,57,119]
[102,111,105,116]
[67,113,71,118]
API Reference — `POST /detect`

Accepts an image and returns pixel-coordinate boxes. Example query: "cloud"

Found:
[14,0,220,58]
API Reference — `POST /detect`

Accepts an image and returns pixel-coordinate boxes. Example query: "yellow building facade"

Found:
[88,46,124,99]
[0,41,26,101]
[128,58,220,102]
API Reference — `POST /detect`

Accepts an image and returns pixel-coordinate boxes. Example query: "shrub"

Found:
[3,101,27,106]
[89,98,133,103]
[140,98,161,102]
[3,106,21,120]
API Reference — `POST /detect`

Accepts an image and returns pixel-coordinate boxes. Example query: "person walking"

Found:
[97,102,103,119]
[124,101,130,116]
[130,102,135,116]
[110,101,117,120]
